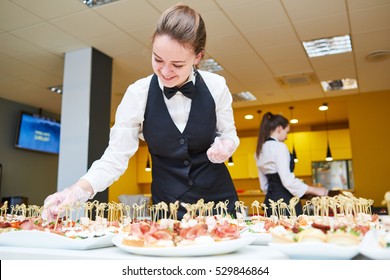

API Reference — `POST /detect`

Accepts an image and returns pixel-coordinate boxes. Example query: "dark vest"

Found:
[142,73,238,219]
[263,138,303,216]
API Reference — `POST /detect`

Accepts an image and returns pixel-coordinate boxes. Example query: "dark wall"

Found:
[0,97,58,205]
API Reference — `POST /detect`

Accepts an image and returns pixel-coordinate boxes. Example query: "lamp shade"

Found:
[145,157,151,171]
[228,156,234,166]
[326,142,333,161]
[292,146,298,163]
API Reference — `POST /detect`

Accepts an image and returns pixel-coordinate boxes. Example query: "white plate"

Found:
[360,246,390,260]
[359,230,390,260]
[240,224,272,245]
[0,230,115,250]
[112,235,257,257]
[241,231,272,245]
[269,242,359,259]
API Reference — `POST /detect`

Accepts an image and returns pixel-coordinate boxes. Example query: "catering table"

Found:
[0,244,288,260]
[1,244,380,280]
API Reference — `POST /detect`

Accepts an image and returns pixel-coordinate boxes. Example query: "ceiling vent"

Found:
[275,73,317,87]
[365,50,390,62]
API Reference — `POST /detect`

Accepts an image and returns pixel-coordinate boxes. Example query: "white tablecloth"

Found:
[0,244,288,260]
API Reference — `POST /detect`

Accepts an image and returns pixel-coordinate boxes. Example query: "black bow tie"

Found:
[163,81,195,99]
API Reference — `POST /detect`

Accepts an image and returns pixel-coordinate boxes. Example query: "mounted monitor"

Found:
[15,111,60,155]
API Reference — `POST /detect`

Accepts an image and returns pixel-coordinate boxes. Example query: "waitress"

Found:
[255,112,328,216]
[43,4,239,219]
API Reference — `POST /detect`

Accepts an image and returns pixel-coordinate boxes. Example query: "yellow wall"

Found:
[229,129,350,176]
[285,129,352,176]
[347,90,390,207]
[227,137,258,179]
[108,153,140,202]
[108,90,390,208]
[137,146,152,183]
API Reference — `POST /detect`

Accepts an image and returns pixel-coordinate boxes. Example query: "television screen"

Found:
[312,160,354,190]
[15,111,60,154]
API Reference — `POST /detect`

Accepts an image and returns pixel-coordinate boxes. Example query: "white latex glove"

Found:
[207,137,236,164]
[42,180,93,221]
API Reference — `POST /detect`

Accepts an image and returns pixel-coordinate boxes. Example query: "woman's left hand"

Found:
[207,137,235,163]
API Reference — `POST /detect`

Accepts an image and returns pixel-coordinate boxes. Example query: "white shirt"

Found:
[255,137,308,198]
[82,70,239,194]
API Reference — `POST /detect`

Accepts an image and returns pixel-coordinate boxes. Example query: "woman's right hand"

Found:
[42,180,93,221]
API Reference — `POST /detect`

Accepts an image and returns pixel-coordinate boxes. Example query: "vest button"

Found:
[179,139,185,145]
[184,160,189,166]
[188,180,193,186]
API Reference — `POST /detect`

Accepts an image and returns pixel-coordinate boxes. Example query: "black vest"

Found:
[142,73,238,218]
[263,138,303,216]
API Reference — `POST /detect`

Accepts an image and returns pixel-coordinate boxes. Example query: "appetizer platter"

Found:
[359,230,390,259]
[269,241,359,260]
[0,230,115,250]
[246,192,380,259]
[0,191,385,259]
[359,216,390,259]
[113,200,256,256]
[112,235,256,257]
[0,200,124,250]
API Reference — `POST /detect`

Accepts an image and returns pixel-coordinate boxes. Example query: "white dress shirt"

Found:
[255,137,308,198]
[82,70,239,194]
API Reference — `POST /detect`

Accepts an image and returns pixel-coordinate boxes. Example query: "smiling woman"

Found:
[151,34,202,88]
[42,3,240,221]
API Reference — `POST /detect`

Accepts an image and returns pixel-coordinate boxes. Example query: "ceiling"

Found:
[1,0,389,133]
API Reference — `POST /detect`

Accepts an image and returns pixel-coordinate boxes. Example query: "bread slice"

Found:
[296,228,327,243]
[122,236,144,247]
[326,231,360,246]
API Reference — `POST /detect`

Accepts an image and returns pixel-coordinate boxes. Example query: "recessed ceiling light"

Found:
[319,103,328,111]
[244,114,254,120]
[81,0,120,8]
[321,78,358,92]
[48,85,63,94]
[303,35,352,58]
[198,58,223,72]
[232,91,257,102]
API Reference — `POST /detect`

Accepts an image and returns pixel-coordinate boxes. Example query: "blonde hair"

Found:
[152,4,206,56]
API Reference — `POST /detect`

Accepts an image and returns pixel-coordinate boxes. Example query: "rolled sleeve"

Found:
[81,76,151,194]
[81,126,140,193]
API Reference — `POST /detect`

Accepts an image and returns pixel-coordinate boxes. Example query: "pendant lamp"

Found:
[145,155,151,172]
[320,103,333,161]
[289,106,298,163]
[228,156,234,166]
[326,142,333,161]
[292,146,298,163]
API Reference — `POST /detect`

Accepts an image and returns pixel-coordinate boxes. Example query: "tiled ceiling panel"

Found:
[0,0,389,132]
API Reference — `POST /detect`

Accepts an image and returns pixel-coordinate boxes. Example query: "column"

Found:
[58,47,112,203]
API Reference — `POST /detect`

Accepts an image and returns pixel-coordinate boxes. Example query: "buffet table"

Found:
[0,230,381,280]
[0,244,288,260]
[0,243,379,280]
